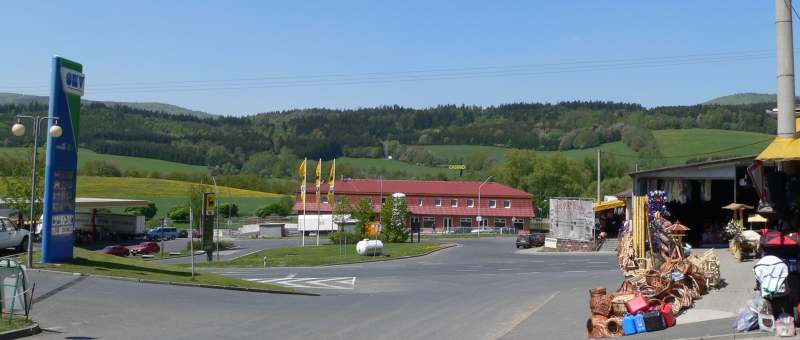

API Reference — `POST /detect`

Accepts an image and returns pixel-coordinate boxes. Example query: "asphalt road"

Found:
[26,238,739,339]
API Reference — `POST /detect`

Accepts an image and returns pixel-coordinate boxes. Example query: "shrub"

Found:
[167,205,189,222]
[254,202,290,217]
[185,239,235,251]
[82,160,122,177]
[328,231,362,244]
[219,203,239,218]
[125,202,158,220]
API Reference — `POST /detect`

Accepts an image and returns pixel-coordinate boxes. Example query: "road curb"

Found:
[516,248,616,256]
[28,268,319,296]
[204,242,458,269]
[0,322,40,340]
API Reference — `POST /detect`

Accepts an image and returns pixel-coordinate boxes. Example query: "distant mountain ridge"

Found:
[0,92,213,118]
[703,92,783,106]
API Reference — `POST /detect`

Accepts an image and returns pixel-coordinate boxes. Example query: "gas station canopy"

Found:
[76,198,149,209]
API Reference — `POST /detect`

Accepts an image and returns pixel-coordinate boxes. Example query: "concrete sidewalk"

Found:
[632,248,762,339]
[678,248,754,324]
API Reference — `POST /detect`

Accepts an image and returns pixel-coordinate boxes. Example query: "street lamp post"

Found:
[11,115,62,268]
[476,176,493,237]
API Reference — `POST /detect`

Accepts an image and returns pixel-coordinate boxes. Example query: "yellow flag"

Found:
[315,159,322,203]
[298,159,307,210]
[327,159,335,204]
[298,159,307,179]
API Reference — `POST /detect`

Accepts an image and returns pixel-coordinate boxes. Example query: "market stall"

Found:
[587,191,721,338]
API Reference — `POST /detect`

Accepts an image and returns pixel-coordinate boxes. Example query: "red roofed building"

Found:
[294,179,535,233]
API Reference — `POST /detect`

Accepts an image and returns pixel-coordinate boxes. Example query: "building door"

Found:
[512,217,524,231]
[443,217,453,232]
[410,217,420,228]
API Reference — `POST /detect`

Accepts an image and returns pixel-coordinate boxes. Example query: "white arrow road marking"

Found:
[246,276,356,289]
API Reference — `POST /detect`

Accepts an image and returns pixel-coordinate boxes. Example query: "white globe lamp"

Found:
[11,123,25,137]
[49,125,63,138]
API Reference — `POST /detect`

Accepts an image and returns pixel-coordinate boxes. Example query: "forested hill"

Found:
[0,92,212,118]
[0,98,777,174]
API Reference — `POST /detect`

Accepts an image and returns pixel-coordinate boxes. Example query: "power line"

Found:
[0,49,775,94]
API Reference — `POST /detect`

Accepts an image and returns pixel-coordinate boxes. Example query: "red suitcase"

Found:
[625,295,648,314]
[660,303,675,327]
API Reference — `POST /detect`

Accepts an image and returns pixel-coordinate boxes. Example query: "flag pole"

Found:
[302,158,307,247]
[316,158,321,246]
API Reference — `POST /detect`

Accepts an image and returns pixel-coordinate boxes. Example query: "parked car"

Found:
[101,245,130,257]
[178,230,188,238]
[128,242,160,255]
[146,227,178,240]
[516,233,545,248]
[0,217,30,251]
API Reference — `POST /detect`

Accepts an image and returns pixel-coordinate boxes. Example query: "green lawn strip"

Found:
[195,242,450,268]
[0,317,33,332]
[24,248,295,293]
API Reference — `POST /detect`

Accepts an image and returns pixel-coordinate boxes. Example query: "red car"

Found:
[101,245,130,257]
[128,242,161,255]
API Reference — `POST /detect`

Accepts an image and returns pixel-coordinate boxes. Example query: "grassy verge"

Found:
[196,242,451,268]
[23,248,294,293]
[0,317,33,332]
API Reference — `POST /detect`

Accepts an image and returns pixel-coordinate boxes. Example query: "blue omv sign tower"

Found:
[41,56,84,263]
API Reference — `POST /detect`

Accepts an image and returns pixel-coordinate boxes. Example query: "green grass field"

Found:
[652,129,772,164]
[0,147,207,174]
[421,141,639,165]
[196,242,450,267]
[74,176,286,218]
[420,129,772,170]
[338,157,455,178]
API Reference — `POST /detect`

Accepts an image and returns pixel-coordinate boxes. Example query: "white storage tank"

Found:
[356,239,384,256]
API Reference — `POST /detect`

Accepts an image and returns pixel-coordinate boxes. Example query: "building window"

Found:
[417,198,423,206]
[381,197,387,204]
[411,216,420,228]
[423,217,435,228]
[450,199,458,207]
[495,218,506,228]
[503,200,511,208]
[443,217,453,229]
[434,198,442,207]
[489,200,497,208]
[467,199,474,208]
[479,218,489,227]
[322,195,329,204]
[512,217,524,230]
[460,218,472,227]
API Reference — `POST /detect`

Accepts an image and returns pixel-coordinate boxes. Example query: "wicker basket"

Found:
[611,293,635,316]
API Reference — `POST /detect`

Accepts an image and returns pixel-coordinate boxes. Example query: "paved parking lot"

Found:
[24,238,747,339]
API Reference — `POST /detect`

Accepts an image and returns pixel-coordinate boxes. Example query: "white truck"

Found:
[0,217,30,251]
[75,212,146,240]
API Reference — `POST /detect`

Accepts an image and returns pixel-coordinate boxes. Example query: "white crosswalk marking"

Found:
[247,276,356,290]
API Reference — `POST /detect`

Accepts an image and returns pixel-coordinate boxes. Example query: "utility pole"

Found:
[596,149,602,202]
[776,0,797,138]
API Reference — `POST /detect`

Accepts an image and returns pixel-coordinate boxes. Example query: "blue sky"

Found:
[0,1,787,115]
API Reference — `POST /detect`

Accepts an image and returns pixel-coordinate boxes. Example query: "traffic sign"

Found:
[204,193,217,216]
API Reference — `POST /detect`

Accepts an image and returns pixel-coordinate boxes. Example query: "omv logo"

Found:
[60,67,85,96]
